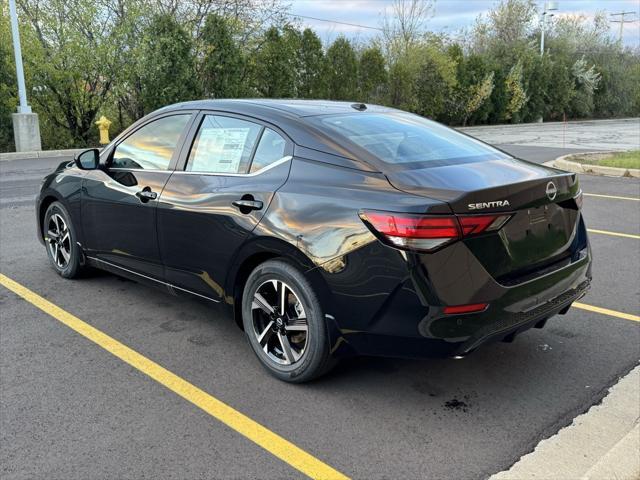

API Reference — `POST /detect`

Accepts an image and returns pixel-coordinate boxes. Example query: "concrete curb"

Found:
[491,365,640,480]
[0,149,87,162]
[553,152,640,178]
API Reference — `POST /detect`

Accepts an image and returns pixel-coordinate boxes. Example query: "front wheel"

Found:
[242,260,334,383]
[43,201,84,278]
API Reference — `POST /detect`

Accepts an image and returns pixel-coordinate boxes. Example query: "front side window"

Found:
[187,115,262,174]
[112,115,190,170]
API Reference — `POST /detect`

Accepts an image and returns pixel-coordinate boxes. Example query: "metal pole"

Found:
[8,0,31,114]
[540,12,546,55]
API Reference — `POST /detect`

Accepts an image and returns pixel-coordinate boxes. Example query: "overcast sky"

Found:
[288,0,640,47]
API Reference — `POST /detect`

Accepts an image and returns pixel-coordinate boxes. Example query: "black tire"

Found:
[43,201,84,278]
[242,259,334,383]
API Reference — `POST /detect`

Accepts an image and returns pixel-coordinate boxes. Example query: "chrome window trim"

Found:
[108,168,172,173]
[174,155,292,177]
[86,256,220,303]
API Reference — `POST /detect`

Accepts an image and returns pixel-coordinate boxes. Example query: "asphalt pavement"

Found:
[1,137,639,479]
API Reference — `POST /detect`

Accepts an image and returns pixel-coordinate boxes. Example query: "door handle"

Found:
[232,199,263,211]
[136,188,158,202]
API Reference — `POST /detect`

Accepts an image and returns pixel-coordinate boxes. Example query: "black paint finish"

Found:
[36,99,592,360]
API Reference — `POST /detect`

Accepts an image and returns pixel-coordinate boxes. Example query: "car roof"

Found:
[155,99,397,119]
[149,99,400,172]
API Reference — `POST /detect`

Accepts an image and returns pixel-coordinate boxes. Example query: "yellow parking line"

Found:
[584,193,639,202]
[587,229,640,240]
[0,273,349,480]
[573,302,640,323]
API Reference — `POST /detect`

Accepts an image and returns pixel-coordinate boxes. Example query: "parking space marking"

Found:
[574,302,640,323]
[584,193,639,202]
[0,273,350,480]
[587,229,640,240]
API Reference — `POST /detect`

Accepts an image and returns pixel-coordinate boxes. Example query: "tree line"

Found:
[1,0,638,152]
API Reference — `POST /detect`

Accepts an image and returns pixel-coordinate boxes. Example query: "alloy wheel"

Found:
[251,280,309,366]
[46,213,71,269]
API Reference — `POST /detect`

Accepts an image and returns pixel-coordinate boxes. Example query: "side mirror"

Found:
[74,148,100,170]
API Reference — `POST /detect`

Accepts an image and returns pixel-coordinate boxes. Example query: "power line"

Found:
[287,13,384,32]
[610,11,638,44]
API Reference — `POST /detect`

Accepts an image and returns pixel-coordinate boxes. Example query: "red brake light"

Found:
[362,212,459,238]
[360,211,511,252]
[459,215,504,235]
[443,303,488,314]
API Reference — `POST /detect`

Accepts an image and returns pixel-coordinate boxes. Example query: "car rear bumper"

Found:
[320,236,592,359]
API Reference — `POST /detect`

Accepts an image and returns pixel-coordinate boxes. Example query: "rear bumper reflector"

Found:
[443,303,489,315]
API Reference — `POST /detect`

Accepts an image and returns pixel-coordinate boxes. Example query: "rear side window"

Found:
[112,115,190,170]
[187,115,262,174]
[313,113,510,168]
[250,128,287,173]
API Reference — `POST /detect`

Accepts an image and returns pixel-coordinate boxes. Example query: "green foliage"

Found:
[139,14,199,113]
[297,28,326,98]
[253,26,298,98]
[200,14,245,99]
[448,52,494,125]
[358,46,387,103]
[504,61,527,121]
[326,37,358,101]
[413,45,457,120]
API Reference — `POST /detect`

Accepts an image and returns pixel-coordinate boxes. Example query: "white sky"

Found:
[288,0,640,47]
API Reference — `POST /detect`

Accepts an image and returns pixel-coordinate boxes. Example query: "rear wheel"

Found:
[43,201,84,278]
[242,260,333,383]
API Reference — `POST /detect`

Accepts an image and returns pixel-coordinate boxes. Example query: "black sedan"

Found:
[37,100,592,382]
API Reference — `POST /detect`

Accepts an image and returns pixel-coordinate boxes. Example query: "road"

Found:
[461,117,640,152]
[1,136,639,479]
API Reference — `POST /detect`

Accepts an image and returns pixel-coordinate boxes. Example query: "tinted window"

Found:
[250,128,287,173]
[187,115,262,174]
[314,113,509,168]
[112,115,190,170]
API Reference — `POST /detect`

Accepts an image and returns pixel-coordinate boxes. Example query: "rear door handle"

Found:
[232,199,263,211]
[136,188,158,202]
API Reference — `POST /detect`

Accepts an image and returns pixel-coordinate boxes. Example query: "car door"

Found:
[157,112,293,301]
[81,112,194,279]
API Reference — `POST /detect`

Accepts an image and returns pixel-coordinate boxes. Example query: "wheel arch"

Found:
[37,193,64,242]
[226,237,333,330]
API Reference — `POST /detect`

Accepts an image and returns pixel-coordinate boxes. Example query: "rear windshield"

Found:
[313,112,510,168]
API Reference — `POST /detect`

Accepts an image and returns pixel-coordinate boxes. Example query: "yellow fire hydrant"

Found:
[95,116,112,145]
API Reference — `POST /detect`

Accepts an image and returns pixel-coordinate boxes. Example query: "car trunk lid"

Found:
[385,158,583,282]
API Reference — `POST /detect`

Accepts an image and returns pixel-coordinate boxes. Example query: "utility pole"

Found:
[610,11,637,44]
[540,1,559,56]
[8,0,41,152]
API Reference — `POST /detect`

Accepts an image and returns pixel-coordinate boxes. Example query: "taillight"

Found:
[360,211,511,252]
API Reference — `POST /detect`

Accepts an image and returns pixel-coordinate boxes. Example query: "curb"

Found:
[491,365,640,480]
[553,152,640,178]
[0,148,87,162]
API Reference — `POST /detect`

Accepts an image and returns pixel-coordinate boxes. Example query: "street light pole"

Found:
[8,0,41,152]
[8,0,31,114]
[540,1,558,56]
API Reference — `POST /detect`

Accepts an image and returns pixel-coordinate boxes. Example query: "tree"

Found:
[326,37,358,101]
[358,46,387,103]
[382,0,434,61]
[252,26,298,97]
[297,28,326,98]
[17,0,131,147]
[139,14,199,113]
[413,45,457,120]
[504,61,527,121]
[200,14,244,98]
